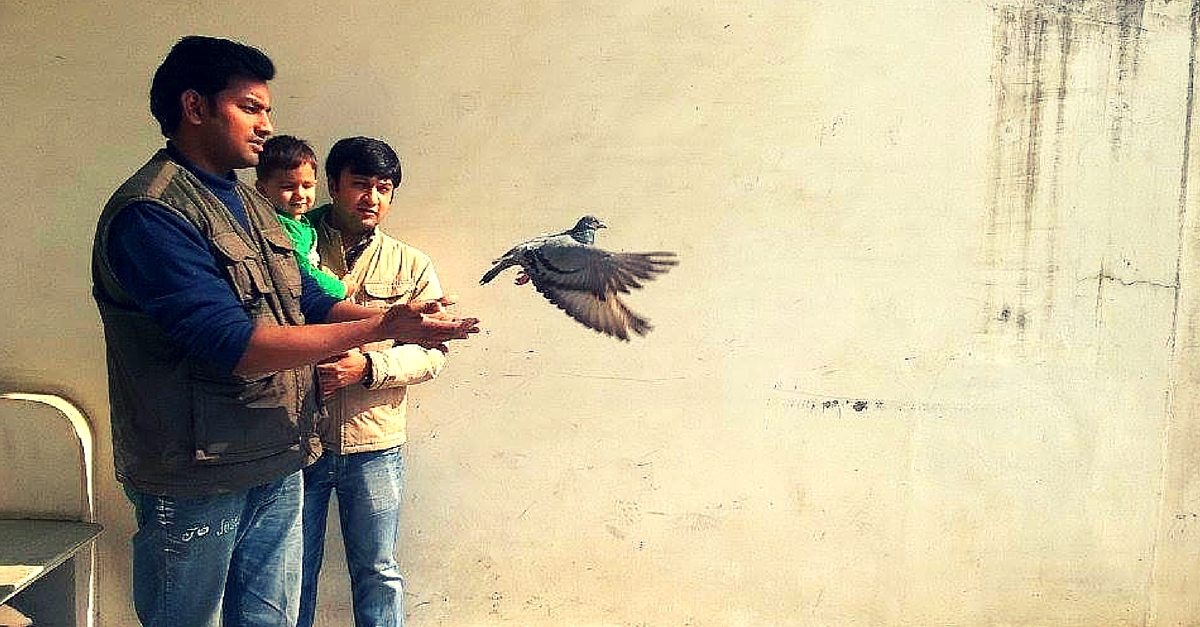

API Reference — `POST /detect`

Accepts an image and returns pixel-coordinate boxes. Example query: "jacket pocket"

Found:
[191,371,300,465]
[360,279,415,306]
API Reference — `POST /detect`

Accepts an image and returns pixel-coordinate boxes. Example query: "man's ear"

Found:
[326,176,339,194]
[180,89,208,126]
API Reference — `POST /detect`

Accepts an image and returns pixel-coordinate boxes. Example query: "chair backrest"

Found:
[0,392,97,627]
[0,393,95,522]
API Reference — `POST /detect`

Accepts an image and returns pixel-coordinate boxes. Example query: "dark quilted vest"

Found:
[93,150,318,495]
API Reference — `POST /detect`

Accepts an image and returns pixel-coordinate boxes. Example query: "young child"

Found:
[255,135,350,299]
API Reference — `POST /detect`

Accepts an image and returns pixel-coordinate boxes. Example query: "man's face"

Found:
[195,77,274,171]
[256,162,317,218]
[328,169,395,238]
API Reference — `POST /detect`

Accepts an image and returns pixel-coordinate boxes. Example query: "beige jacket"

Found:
[313,207,447,454]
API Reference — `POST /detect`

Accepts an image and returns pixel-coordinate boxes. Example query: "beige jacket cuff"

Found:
[363,344,447,390]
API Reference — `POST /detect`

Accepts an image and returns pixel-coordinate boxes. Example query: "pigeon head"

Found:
[568,215,607,244]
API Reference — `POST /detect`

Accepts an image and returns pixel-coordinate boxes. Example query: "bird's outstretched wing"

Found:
[532,280,652,340]
[530,244,678,298]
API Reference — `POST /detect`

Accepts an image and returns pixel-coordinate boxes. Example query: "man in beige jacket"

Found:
[298,136,449,627]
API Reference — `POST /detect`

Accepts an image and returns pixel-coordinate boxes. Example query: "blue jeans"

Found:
[299,446,406,627]
[126,471,304,627]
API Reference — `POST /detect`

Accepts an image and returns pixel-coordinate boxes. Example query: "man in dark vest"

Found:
[91,36,479,627]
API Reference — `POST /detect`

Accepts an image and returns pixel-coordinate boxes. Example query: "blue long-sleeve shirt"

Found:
[106,146,339,372]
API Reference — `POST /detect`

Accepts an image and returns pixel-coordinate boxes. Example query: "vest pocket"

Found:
[191,372,299,465]
[261,226,303,298]
[211,231,274,302]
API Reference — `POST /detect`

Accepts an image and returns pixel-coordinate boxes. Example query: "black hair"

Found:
[149,35,275,137]
[255,135,317,180]
[325,137,402,186]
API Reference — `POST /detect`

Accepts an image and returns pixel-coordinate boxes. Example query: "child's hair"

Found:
[255,135,318,180]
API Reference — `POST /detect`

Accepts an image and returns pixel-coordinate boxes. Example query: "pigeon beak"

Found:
[597,221,608,229]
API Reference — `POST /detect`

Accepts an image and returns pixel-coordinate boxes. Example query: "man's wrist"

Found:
[361,353,375,388]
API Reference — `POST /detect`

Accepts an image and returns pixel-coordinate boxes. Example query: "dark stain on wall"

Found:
[1112,0,1148,151]
[984,0,1158,343]
[1169,1,1200,352]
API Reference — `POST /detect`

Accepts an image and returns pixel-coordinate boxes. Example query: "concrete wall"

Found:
[3,0,1199,624]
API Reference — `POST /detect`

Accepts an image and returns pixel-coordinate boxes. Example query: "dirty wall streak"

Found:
[984,0,1172,350]
[985,2,1062,345]
[1171,0,1200,353]
[1112,0,1148,150]
[1150,1,1200,623]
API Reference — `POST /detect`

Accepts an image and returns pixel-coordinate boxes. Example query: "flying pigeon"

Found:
[480,215,678,340]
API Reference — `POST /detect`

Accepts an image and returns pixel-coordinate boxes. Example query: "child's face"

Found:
[256,161,318,218]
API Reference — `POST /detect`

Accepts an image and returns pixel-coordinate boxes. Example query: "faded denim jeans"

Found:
[298,446,405,627]
[125,471,304,627]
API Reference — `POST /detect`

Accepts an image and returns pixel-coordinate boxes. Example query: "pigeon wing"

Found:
[529,281,652,340]
[528,242,678,297]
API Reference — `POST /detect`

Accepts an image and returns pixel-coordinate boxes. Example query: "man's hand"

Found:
[379,299,480,349]
[317,348,369,395]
